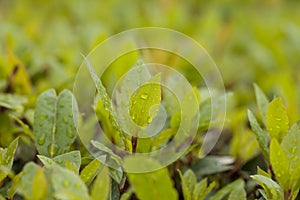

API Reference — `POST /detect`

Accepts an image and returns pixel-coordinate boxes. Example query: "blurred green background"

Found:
[1,0,300,155]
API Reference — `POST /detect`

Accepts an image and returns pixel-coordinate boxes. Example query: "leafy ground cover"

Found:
[1,0,300,199]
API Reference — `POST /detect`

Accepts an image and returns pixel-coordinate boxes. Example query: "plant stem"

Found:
[132,136,138,153]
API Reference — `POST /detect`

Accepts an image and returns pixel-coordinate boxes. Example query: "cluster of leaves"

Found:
[1,0,300,200]
[248,85,300,200]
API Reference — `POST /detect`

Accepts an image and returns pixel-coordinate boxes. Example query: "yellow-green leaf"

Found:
[270,139,290,190]
[129,73,161,127]
[91,166,110,200]
[266,97,289,142]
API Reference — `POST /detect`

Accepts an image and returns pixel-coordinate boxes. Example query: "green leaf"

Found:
[84,57,123,134]
[129,73,161,127]
[33,89,78,157]
[80,159,102,185]
[7,172,22,199]
[257,166,271,178]
[109,179,121,200]
[91,166,110,200]
[228,186,246,200]
[266,97,289,142]
[17,162,48,200]
[178,169,196,200]
[0,93,27,113]
[191,156,234,176]
[251,175,284,199]
[248,109,269,159]
[196,180,215,200]
[0,137,18,182]
[124,157,177,200]
[91,140,122,167]
[210,179,245,200]
[281,124,300,188]
[51,165,90,200]
[270,139,290,190]
[38,151,81,173]
[91,141,123,183]
[152,128,176,147]
[254,83,269,126]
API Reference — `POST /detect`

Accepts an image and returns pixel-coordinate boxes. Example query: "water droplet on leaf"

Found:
[63,181,70,187]
[38,134,46,145]
[67,131,75,138]
[140,93,148,100]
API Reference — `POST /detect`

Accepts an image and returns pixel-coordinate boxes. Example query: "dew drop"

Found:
[56,160,63,164]
[60,104,65,108]
[39,122,44,127]
[67,131,75,138]
[38,134,46,145]
[5,157,10,164]
[132,114,136,120]
[63,181,70,187]
[275,125,280,129]
[140,93,148,100]
[147,117,152,123]
[75,183,81,188]
[73,154,79,158]
[40,115,48,120]
[275,117,281,121]
[47,159,53,164]
[69,113,73,118]
[292,147,296,154]
[63,118,69,124]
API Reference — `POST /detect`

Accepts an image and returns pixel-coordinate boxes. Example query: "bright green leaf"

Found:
[80,159,102,185]
[266,97,289,142]
[270,139,290,190]
[129,73,161,127]
[125,157,177,200]
[91,166,110,200]
[281,124,300,188]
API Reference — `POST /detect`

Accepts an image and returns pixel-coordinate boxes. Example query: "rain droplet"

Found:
[275,117,281,121]
[38,134,46,145]
[140,93,148,100]
[40,115,48,120]
[56,160,63,164]
[63,118,69,124]
[63,181,70,187]
[73,153,79,158]
[132,114,136,120]
[67,131,75,138]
